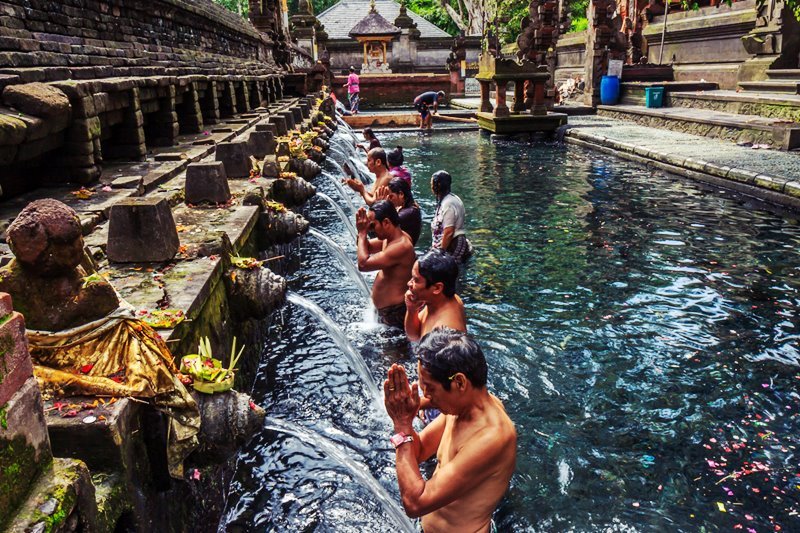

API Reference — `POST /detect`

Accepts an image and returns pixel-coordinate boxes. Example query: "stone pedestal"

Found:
[290,107,303,125]
[256,122,278,135]
[185,162,231,204]
[107,197,180,263]
[279,110,296,131]
[268,115,288,136]
[215,141,251,179]
[0,293,52,530]
[248,131,276,159]
[1,378,57,530]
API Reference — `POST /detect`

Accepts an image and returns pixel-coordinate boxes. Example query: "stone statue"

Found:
[447,32,467,72]
[0,199,119,331]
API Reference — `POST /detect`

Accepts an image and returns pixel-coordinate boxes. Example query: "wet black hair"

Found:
[387,177,414,209]
[368,147,388,168]
[387,146,404,167]
[417,249,458,297]
[363,127,376,141]
[431,170,452,199]
[349,66,355,72]
[417,328,487,391]
[370,199,400,226]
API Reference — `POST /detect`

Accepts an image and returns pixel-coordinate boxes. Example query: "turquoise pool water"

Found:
[223,131,800,532]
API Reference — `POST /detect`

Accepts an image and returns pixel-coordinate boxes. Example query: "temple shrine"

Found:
[348,0,401,73]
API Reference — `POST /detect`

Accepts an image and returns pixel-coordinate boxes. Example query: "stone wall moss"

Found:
[0,434,48,530]
[0,331,16,386]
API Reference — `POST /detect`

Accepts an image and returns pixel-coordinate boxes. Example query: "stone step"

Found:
[767,69,800,80]
[596,104,800,150]
[6,458,98,532]
[668,90,800,122]
[738,80,800,94]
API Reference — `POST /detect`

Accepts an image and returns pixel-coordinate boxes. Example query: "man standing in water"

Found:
[346,147,392,205]
[384,328,517,532]
[356,200,416,328]
[404,249,466,342]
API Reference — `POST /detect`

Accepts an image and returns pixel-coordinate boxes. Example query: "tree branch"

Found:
[439,0,469,31]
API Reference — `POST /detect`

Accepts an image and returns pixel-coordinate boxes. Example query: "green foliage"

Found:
[496,0,528,44]
[493,0,590,42]
[406,0,460,35]
[212,0,249,18]
[567,0,589,32]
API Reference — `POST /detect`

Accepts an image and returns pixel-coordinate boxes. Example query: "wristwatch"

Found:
[390,432,414,449]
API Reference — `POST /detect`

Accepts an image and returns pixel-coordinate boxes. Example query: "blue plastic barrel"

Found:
[600,75,620,105]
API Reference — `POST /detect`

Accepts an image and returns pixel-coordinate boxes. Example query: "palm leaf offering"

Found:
[180,336,245,393]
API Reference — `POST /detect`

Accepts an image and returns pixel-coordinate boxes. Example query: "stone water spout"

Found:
[242,186,310,245]
[190,389,266,466]
[224,261,287,321]
[0,199,119,330]
[269,176,316,206]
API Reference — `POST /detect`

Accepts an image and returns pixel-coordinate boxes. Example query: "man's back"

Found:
[422,395,516,532]
[415,91,438,106]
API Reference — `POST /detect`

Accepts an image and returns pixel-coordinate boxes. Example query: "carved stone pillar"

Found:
[479,80,493,112]
[494,81,509,117]
[512,81,525,113]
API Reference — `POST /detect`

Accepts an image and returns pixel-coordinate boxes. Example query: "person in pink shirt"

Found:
[344,66,360,115]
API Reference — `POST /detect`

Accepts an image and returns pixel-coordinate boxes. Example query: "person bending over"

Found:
[404,249,465,342]
[346,147,392,205]
[430,170,472,264]
[413,90,445,130]
[384,328,517,533]
[356,200,416,329]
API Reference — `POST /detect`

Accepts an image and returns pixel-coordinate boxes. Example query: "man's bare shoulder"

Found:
[476,396,517,449]
[386,234,416,257]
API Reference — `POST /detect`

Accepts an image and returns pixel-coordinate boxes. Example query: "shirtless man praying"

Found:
[384,328,517,532]
[356,200,416,329]
[346,147,392,206]
[404,249,466,342]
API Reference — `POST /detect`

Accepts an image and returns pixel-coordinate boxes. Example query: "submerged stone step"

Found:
[596,104,800,150]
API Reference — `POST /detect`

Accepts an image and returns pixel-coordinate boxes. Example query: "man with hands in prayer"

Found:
[384,328,517,533]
